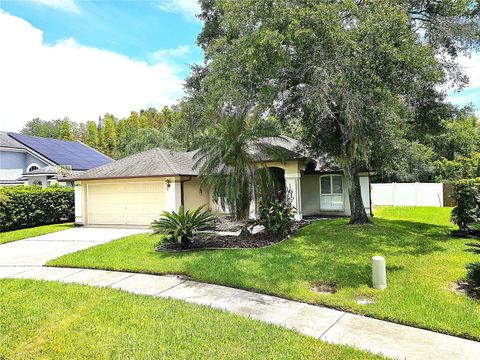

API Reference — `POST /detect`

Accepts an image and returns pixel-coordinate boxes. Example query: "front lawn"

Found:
[0,223,74,245]
[48,207,480,340]
[0,279,377,359]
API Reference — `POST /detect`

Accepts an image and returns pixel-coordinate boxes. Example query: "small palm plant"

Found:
[151,205,216,249]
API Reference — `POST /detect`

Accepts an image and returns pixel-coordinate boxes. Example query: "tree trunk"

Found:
[343,161,371,225]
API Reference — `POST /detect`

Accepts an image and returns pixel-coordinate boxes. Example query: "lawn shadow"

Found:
[464,242,480,254]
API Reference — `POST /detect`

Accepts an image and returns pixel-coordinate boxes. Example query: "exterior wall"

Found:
[77,177,210,226]
[27,175,48,187]
[74,171,372,226]
[266,160,304,220]
[74,184,83,225]
[0,149,49,181]
[300,172,371,217]
[300,175,321,215]
[0,150,26,180]
[164,177,181,213]
[183,177,210,211]
[25,153,48,170]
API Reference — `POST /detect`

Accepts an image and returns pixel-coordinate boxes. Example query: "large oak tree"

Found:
[191,0,479,224]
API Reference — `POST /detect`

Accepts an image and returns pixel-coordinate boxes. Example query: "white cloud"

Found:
[151,44,190,61]
[30,0,81,14]
[0,12,184,132]
[457,52,480,89]
[155,0,200,21]
[447,52,480,109]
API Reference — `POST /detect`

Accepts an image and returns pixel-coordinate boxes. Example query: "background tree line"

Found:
[20,105,210,159]
[20,100,479,183]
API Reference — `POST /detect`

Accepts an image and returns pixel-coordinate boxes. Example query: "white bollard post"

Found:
[372,256,387,290]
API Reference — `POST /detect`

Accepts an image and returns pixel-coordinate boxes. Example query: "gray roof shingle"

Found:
[71,136,344,181]
[72,148,199,180]
[0,131,27,150]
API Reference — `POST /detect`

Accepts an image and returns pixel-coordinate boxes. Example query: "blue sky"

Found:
[0,0,204,131]
[1,0,203,77]
[0,0,478,132]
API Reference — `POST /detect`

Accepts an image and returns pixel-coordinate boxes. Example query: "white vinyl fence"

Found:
[371,182,444,207]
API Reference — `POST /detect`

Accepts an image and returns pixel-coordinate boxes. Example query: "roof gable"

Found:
[8,133,112,171]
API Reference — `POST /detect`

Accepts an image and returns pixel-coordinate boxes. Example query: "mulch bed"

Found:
[155,219,313,252]
[451,229,480,239]
[454,281,480,301]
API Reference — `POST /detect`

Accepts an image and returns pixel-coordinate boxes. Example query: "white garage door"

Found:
[87,181,165,226]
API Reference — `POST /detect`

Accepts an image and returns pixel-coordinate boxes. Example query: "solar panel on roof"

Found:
[8,133,112,171]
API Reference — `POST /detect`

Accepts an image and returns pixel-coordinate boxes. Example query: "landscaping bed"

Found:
[155,219,312,251]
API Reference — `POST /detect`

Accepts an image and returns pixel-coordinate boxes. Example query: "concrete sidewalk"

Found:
[1,265,479,360]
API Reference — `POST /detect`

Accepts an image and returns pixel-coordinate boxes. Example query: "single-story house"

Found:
[0,132,112,187]
[71,137,371,226]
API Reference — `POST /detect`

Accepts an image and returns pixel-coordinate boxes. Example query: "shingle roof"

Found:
[0,131,27,150]
[257,137,343,172]
[314,155,343,173]
[72,148,199,180]
[8,132,112,171]
[249,136,305,162]
[70,136,344,181]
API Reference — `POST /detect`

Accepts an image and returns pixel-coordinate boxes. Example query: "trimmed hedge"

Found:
[0,186,74,232]
[451,178,480,231]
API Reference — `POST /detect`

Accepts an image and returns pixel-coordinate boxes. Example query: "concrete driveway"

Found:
[0,227,150,266]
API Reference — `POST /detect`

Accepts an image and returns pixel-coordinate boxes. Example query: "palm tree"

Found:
[194,107,283,220]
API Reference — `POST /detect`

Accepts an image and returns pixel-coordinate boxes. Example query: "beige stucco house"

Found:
[71,137,371,226]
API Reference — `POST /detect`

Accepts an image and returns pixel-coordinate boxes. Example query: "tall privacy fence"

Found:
[371,182,454,207]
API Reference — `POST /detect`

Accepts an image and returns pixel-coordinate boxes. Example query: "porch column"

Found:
[249,196,257,219]
[74,183,83,225]
[165,178,181,212]
[285,173,302,221]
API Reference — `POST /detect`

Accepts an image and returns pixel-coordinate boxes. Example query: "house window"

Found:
[320,175,344,210]
[33,180,43,187]
[27,163,40,172]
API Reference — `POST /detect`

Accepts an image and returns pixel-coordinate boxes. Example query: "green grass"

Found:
[0,279,377,359]
[48,207,480,340]
[0,223,74,244]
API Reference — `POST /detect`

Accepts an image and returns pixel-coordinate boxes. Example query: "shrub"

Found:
[451,178,480,231]
[255,190,295,237]
[466,262,480,295]
[151,205,216,249]
[0,185,74,232]
[433,153,480,182]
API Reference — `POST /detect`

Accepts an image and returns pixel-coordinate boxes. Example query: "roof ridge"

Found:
[8,131,79,145]
[156,148,178,174]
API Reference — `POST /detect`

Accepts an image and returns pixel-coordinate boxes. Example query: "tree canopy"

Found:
[190,0,480,223]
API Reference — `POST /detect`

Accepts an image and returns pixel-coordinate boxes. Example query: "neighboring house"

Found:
[71,137,371,226]
[0,132,112,187]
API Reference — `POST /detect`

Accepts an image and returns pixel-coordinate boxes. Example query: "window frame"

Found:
[319,175,344,211]
[27,163,41,172]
